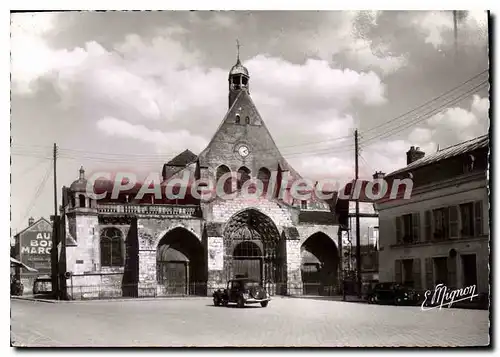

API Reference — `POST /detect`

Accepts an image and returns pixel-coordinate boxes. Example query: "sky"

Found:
[10,10,490,233]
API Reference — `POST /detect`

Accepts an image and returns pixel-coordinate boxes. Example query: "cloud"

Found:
[96,117,208,154]
[411,10,488,49]
[12,26,387,160]
[305,11,408,75]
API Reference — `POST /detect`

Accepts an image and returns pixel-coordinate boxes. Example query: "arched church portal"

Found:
[301,232,339,296]
[156,227,206,296]
[224,209,284,295]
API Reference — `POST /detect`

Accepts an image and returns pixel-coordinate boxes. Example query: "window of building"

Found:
[237,166,251,190]
[402,214,413,243]
[235,114,241,124]
[301,200,307,210]
[424,210,432,242]
[432,207,449,240]
[245,116,250,124]
[100,228,123,267]
[79,194,86,208]
[474,201,483,236]
[460,203,474,237]
[402,259,414,288]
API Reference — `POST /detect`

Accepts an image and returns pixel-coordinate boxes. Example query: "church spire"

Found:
[228,40,249,109]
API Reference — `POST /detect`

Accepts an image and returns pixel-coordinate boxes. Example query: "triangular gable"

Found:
[15,217,52,237]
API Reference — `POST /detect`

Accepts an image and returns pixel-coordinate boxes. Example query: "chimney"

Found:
[28,217,34,226]
[372,171,385,179]
[406,146,425,165]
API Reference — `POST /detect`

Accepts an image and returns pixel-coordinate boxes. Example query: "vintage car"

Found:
[213,278,271,308]
[366,282,421,306]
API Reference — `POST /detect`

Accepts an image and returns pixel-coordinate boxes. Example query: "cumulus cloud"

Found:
[411,10,488,49]
[97,116,208,154]
[11,23,387,160]
[305,11,408,75]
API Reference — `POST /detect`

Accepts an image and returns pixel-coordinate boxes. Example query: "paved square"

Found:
[11,297,490,347]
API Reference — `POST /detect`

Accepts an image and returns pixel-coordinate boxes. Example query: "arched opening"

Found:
[79,194,86,208]
[257,167,271,193]
[216,164,232,194]
[237,166,251,190]
[233,241,262,281]
[71,195,76,208]
[224,209,284,295]
[301,232,339,296]
[156,227,205,296]
[100,227,124,267]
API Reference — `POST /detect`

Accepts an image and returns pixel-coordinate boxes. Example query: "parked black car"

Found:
[213,278,271,308]
[366,282,421,305]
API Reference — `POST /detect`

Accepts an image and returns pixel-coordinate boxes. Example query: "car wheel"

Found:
[260,301,268,308]
[394,297,402,306]
[222,300,228,307]
[213,297,220,306]
[237,296,245,308]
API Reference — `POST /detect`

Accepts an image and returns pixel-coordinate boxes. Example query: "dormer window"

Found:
[235,114,241,124]
[245,116,250,124]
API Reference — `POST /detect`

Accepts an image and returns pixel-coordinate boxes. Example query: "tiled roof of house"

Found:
[388,134,489,177]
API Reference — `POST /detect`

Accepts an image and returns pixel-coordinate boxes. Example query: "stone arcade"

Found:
[61,54,341,299]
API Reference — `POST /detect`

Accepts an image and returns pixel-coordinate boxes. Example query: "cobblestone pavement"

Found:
[11,297,490,347]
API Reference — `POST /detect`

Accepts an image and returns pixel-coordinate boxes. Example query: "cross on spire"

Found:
[236,39,241,62]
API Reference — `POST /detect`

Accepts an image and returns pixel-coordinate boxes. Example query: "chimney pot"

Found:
[28,217,34,226]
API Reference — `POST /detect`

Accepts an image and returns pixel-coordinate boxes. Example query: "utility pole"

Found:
[51,143,60,300]
[354,130,362,297]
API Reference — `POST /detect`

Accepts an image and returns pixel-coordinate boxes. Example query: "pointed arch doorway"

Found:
[224,209,285,295]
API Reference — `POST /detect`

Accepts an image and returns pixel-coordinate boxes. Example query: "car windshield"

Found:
[243,281,260,288]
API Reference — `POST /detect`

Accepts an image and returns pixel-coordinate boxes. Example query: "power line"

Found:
[360,80,488,147]
[16,160,53,230]
[362,69,488,135]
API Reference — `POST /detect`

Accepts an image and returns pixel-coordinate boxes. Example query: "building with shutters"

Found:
[60,52,342,299]
[376,135,489,294]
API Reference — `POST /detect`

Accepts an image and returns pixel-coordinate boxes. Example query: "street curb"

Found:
[11,296,212,304]
[11,296,57,304]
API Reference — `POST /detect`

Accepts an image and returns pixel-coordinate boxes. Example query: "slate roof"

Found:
[166,149,197,167]
[388,134,489,177]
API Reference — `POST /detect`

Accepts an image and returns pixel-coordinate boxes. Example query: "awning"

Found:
[10,257,38,272]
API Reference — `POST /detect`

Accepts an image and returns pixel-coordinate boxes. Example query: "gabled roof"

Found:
[388,134,489,177]
[166,149,197,167]
[15,217,52,237]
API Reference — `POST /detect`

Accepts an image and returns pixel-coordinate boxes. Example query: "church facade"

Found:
[61,55,341,299]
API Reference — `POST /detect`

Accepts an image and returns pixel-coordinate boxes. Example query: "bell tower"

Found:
[228,40,249,109]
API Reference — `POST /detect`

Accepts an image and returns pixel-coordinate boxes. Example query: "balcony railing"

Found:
[97,204,201,218]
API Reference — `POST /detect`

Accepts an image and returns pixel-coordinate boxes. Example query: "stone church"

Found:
[61,54,341,299]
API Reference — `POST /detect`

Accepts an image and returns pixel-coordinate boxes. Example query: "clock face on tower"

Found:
[238,145,250,158]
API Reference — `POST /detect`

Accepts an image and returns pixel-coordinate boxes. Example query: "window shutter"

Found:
[425,210,432,242]
[394,260,402,283]
[412,213,420,243]
[425,258,433,290]
[396,217,402,245]
[413,258,422,290]
[449,205,459,239]
[447,255,457,289]
[474,201,483,236]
